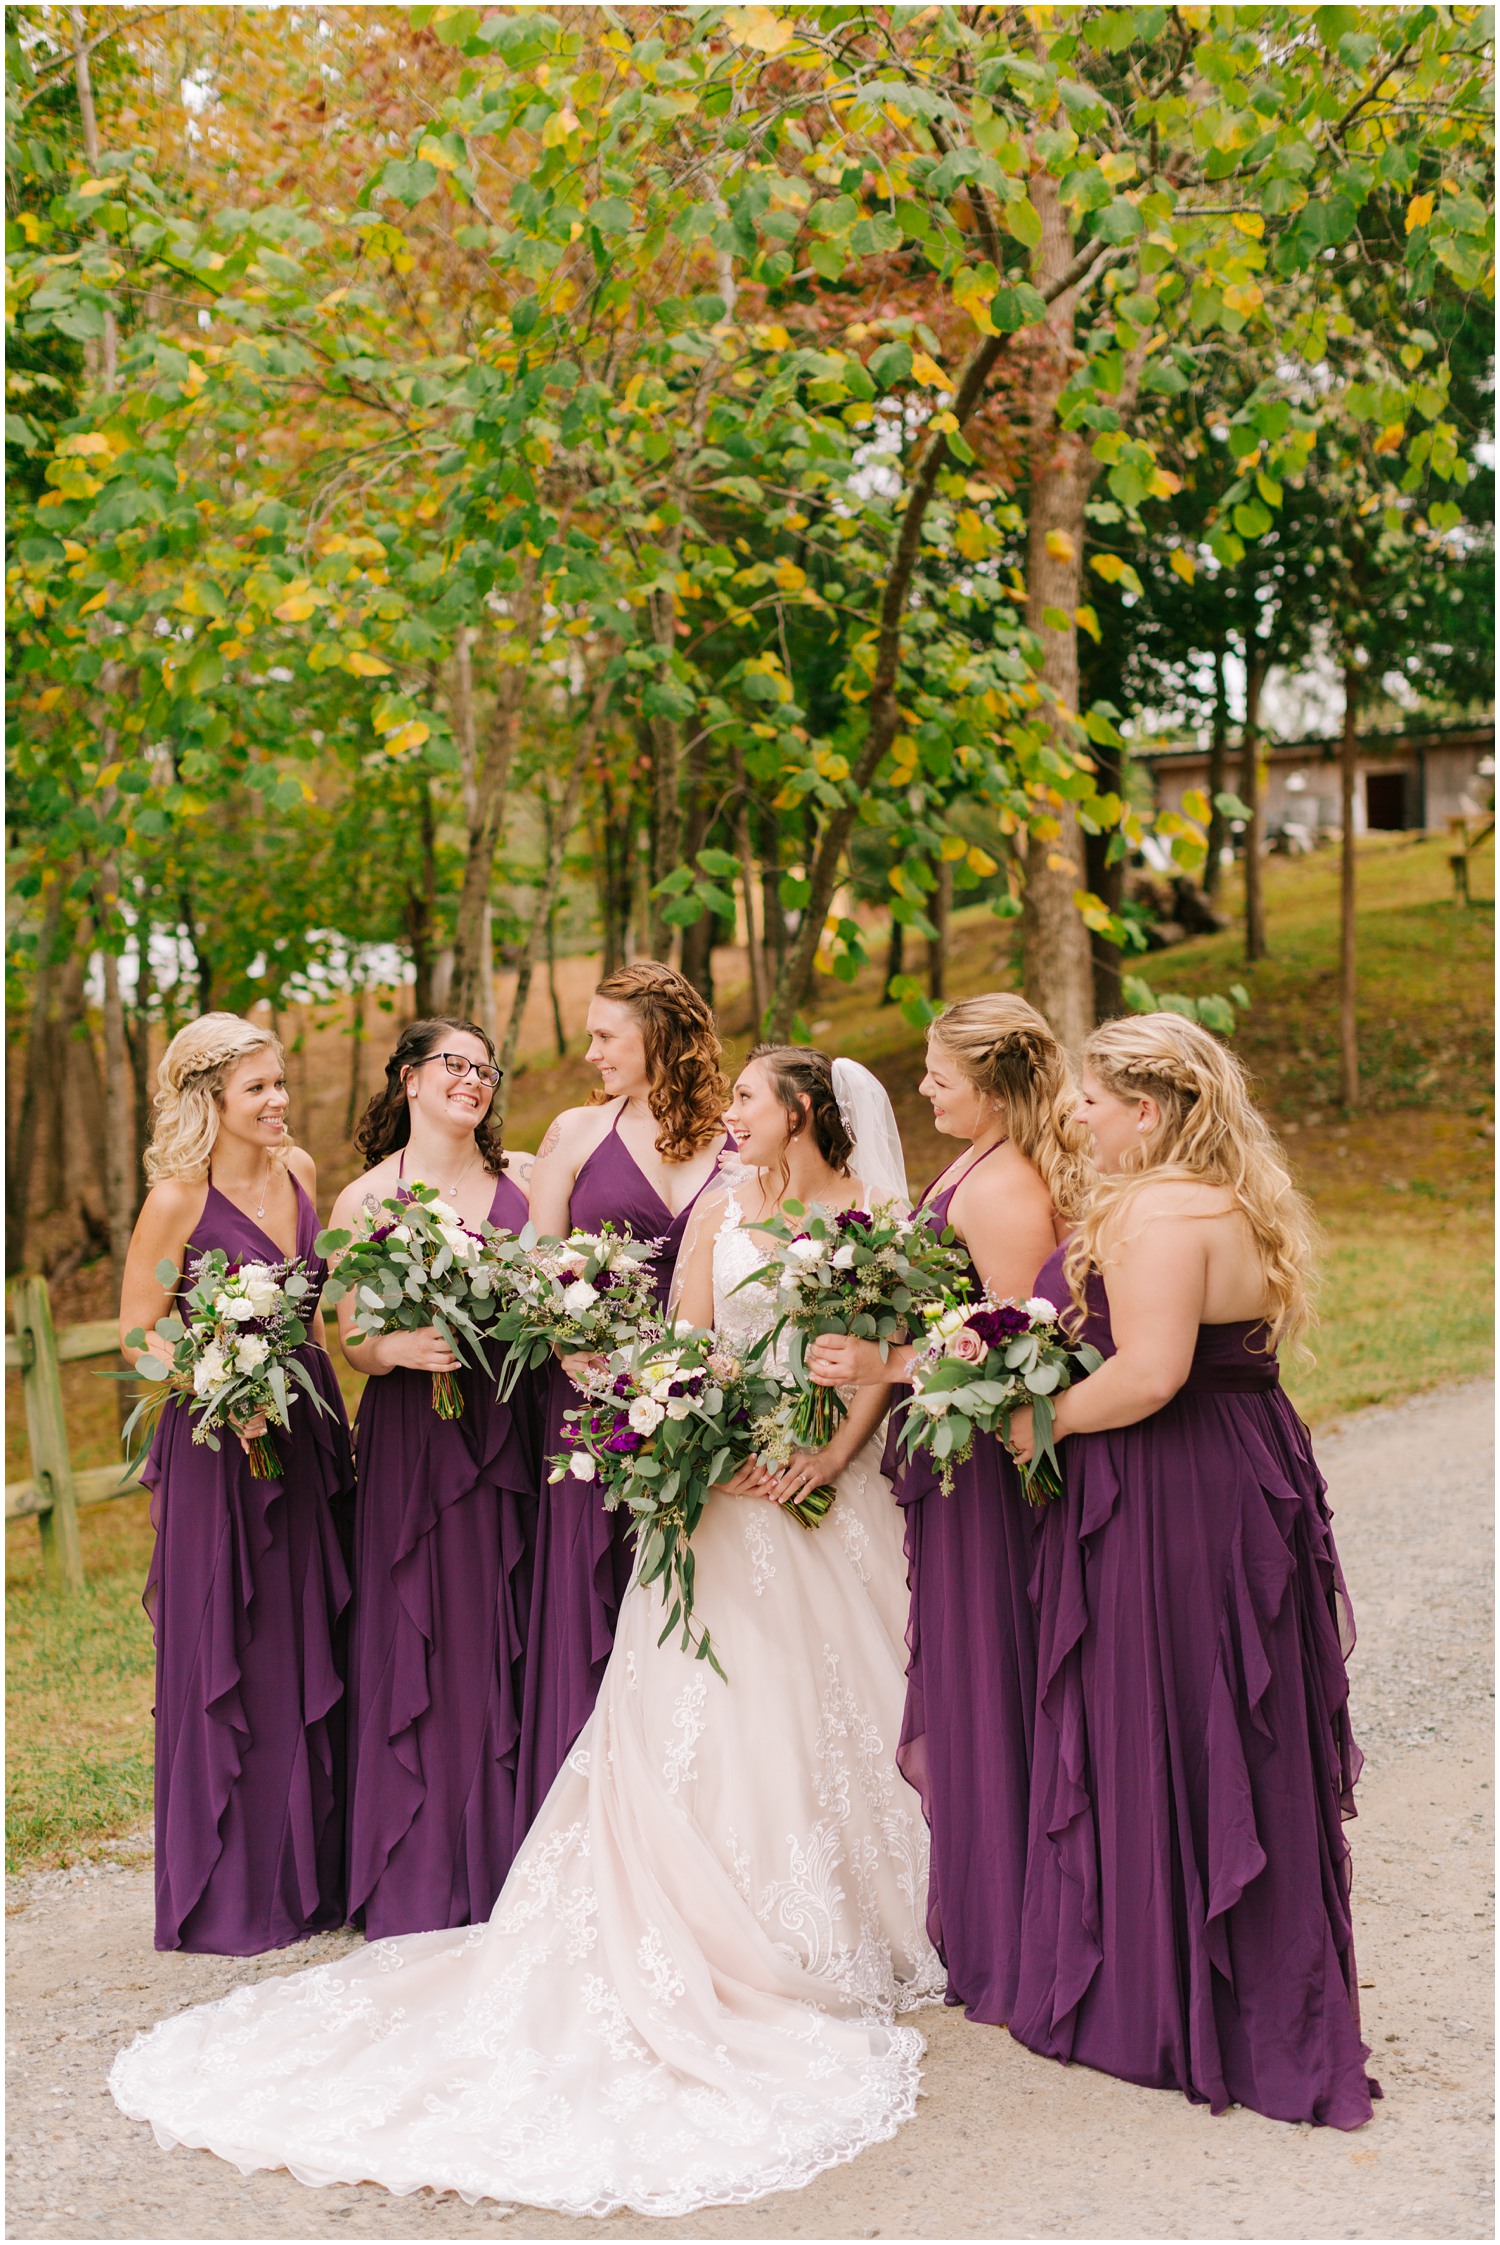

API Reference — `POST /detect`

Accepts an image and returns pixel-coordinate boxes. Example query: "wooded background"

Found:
[6,2,1494,1299]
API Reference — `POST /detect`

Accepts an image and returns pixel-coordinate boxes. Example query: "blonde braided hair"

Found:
[927,993,1092,1225]
[144,1013,290,1184]
[1064,1013,1314,1351]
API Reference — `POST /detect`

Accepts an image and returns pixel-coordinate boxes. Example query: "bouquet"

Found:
[121,1250,328,1479]
[485,1224,664,1401]
[316,1182,500,1419]
[736,1199,973,1449]
[551,1329,835,1680]
[899,1297,1103,1503]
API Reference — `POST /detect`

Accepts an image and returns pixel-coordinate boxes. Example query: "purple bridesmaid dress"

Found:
[883,1142,1040,2025]
[143,1177,355,1955]
[1012,1246,1378,2129]
[513,1107,712,1840]
[345,1166,538,1938]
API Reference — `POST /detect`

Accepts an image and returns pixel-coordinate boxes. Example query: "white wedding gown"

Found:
[109,1197,944,2218]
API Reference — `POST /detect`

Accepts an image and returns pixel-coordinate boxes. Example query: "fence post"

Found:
[11,1276,86,1595]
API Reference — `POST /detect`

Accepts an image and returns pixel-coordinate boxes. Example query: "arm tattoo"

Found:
[536,1118,563,1161]
[507,1152,536,1184]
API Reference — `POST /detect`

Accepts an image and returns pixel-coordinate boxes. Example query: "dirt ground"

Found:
[6,1381,1493,2244]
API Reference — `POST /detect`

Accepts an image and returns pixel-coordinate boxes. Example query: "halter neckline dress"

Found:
[345,1160,537,1937]
[143,1173,354,1955]
[1012,1249,1378,2128]
[883,1138,1042,2025]
[513,1104,716,1840]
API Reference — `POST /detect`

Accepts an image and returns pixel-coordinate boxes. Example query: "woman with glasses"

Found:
[515,961,730,1840]
[329,1017,537,1936]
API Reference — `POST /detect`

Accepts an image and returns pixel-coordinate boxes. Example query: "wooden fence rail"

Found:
[5,1275,143,1595]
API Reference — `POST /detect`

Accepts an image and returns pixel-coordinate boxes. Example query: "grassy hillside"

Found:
[7,832,1491,1872]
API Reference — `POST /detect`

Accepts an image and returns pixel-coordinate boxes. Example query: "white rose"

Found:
[233,1333,270,1372]
[627,1395,665,1436]
[237,1264,283,1317]
[664,1396,691,1421]
[388,1222,413,1246]
[779,1271,802,1294]
[562,1279,599,1315]
[214,1291,257,1323]
[830,1242,857,1269]
[928,1304,969,1346]
[915,1389,951,1416]
[788,1237,824,1264]
[192,1346,227,1397]
[567,1450,597,1482]
[1024,1297,1059,1323]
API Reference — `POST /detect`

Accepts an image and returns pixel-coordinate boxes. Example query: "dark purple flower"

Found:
[966,1304,1031,1347]
[606,1427,644,1454]
[612,1373,634,1398]
[836,1208,874,1233]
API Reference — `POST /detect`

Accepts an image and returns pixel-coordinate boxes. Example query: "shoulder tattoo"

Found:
[536,1117,564,1161]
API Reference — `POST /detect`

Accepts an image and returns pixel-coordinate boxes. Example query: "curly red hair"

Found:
[590,962,728,1162]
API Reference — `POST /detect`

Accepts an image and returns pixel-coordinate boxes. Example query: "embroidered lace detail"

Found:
[836,1498,873,1583]
[742,1506,776,1594]
[663,1675,708,1795]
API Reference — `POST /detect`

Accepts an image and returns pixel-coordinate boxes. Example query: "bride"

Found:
[109,1046,943,2218]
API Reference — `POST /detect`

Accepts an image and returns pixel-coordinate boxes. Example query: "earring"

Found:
[1137,1120,1148,1131]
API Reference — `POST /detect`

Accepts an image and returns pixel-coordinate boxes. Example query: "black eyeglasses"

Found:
[420,1051,502,1090]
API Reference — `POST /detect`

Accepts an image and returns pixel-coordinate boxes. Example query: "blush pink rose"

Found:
[946,1326,987,1364]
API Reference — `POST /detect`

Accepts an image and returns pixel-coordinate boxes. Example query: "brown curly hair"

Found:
[589,961,729,1162]
[355,1018,505,1174]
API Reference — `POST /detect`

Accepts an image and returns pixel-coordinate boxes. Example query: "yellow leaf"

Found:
[57,432,112,457]
[1045,528,1076,564]
[79,588,109,614]
[383,720,430,755]
[1373,423,1405,455]
[36,686,63,712]
[1221,281,1264,316]
[1231,212,1265,239]
[1075,603,1101,643]
[774,559,808,593]
[737,5,794,53]
[940,834,967,863]
[761,323,791,350]
[954,509,991,562]
[929,409,960,433]
[1169,548,1196,584]
[77,177,113,198]
[1182,788,1211,824]
[910,350,951,389]
[176,582,209,615]
[541,108,579,148]
[966,845,998,876]
[1091,553,1129,584]
[344,650,392,677]
[274,593,318,622]
[418,138,458,171]
[1405,193,1434,234]
[1046,852,1078,876]
[1148,468,1182,499]
[61,540,88,561]
[98,761,122,788]
[320,533,351,555]
[219,639,246,658]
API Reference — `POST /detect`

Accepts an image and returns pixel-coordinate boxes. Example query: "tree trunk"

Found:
[98,913,137,1281]
[1018,169,1097,1060]
[501,757,589,1083]
[1241,642,1268,963]
[882,909,905,1004]
[545,906,567,1059]
[1085,732,1127,1022]
[344,982,367,1144]
[451,608,532,1021]
[729,744,766,1033]
[125,922,152,1204]
[71,9,118,391]
[645,562,685,960]
[928,858,953,1003]
[1339,661,1360,1109]
[59,951,108,1223]
[7,879,66,1274]
[1204,632,1230,905]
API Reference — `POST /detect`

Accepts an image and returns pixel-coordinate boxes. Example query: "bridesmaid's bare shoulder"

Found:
[328,1156,399,1231]
[137,1175,210,1234]
[533,1102,614,1167]
[286,1145,317,1195]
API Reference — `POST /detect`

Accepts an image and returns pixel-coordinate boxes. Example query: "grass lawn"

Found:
[7,832,1491,1873]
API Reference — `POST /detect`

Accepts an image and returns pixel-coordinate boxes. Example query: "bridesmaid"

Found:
[1009,1013,1377,2127]
[331,1017,536,1939]
[808,994,1087,2026]
[119,1013,354,1955]
[517,960,728,1834]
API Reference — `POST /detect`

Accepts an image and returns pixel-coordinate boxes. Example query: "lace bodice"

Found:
[712,1194,792,1371]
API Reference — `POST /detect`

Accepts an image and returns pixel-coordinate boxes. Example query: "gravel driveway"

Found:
[7,1380,1493,2242]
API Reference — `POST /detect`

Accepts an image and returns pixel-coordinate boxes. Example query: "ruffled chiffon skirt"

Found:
[1010,1380,1379,2129]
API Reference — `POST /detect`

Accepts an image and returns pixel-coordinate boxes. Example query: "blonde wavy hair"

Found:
[1064,1013,1314,1351]
[144,1013,289,1185]
[928,993,1092,1224]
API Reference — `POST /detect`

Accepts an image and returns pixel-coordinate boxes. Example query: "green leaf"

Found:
[1213,792,1252,821]
[1094,198,1143,245]
[991,281,1047,333]
[382,158,438,207]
